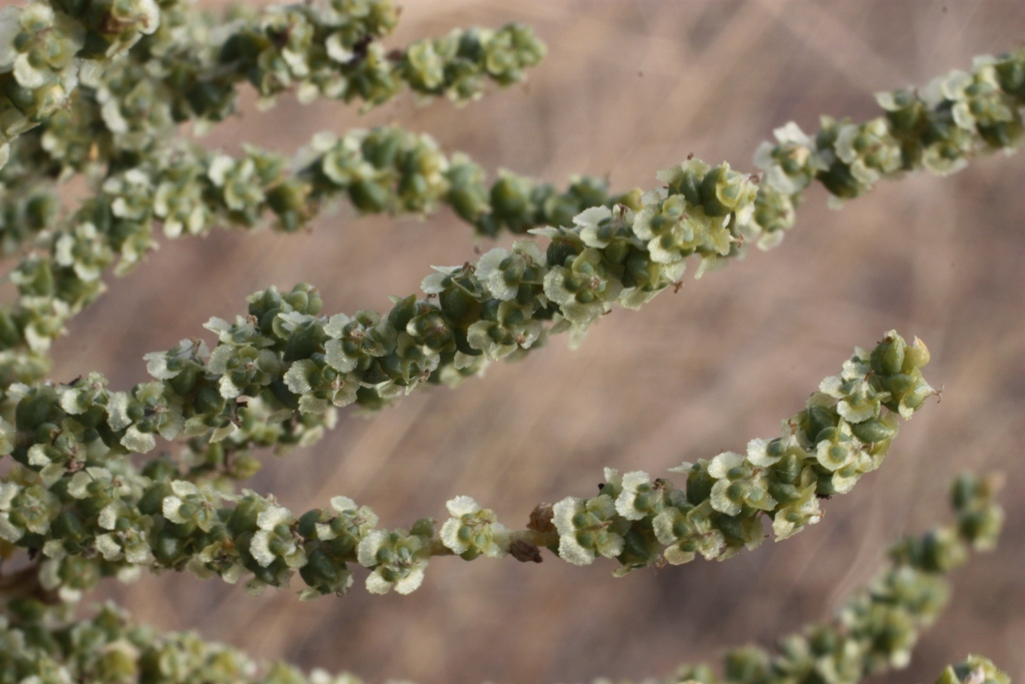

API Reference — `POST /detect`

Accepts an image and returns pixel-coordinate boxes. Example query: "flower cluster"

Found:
[0,599,370,684]
[145,3,543,118]
[553,332,934,575]
[439,495,510,560]
[0,0,163,167]
[0,3,83,169]
[936,656,1010,684]
[0,612,1008,684]
[2,1,545,187]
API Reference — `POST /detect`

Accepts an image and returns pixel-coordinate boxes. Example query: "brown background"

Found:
[43,1,1025,683]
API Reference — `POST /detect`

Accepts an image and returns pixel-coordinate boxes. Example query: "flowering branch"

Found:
[0,130,624,396]
[2,47,1022,406]
[0,473,1001,683]
[0,0,546,171]
[751,48,1025,239]
[0,146,776,461]
[0,332,932,600]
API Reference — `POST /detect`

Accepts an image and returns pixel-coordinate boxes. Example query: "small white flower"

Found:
[249,532,277,568]
[841,350,872,380]
[98,503,120,531]
[218,373,244,400]
[710,479,742,517]
[106,392,132,431]
[358,530,428,594]
[27,444,51,468]
[552,497,594,566]
[445,495,480,518]
[420,266,460,294]
[96,534,123,561]
[257,505,292,531]
[475,248,517,301]
[67,468,112,499]
[357,529,388,568]
[324,339,358,373]
[284,360,317,395]
[707,452,745,479]
[207,155,235,187]
[144,352,177,380]
[330,496,357,513]
[574,205,614,248]
[0,482,23,542]
[819,374,844,399]
[615,471,652,521]
[121,426,156,453]
[440,496,509,558]
[322,313,353,339]
[746,438,779,467]
[326,32,354,63]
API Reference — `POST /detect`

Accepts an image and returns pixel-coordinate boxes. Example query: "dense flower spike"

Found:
[0,474,1001,684]
[0,599,370,684]
[122,1,544,127]
[557,333,933,575]
[0,332,932,599]
[159,9,544,117]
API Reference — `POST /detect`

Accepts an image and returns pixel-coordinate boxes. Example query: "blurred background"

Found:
[43,1,1025,682]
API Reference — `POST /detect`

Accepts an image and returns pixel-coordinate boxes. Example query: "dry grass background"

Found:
[36,0,1025,682]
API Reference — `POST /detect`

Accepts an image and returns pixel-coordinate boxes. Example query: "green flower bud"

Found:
[700,162,757,218]
[939,657,1011,684]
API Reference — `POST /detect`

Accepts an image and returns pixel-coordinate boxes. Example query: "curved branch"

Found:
[0,332,933,599]
[0,473,1002,683]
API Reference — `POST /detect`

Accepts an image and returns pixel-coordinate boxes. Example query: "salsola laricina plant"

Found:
[0,1,1020,682]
